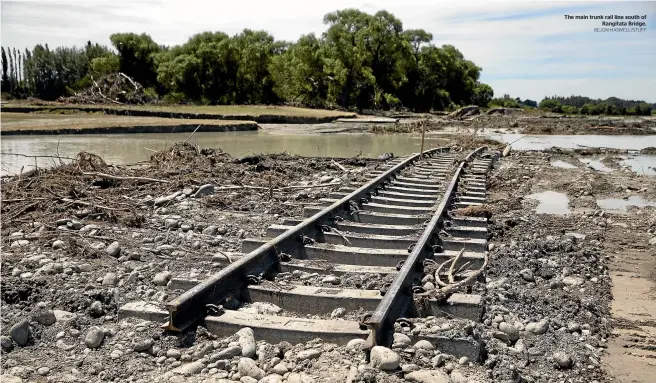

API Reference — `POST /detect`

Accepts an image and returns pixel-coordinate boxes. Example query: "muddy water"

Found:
[0,131,448,176]
[596,196,656,212]
[526,191,571,215]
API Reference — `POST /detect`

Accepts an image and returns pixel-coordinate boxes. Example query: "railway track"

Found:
[119,146,498,361]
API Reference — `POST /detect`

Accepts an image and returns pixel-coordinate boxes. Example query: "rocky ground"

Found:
[2,141,655,383]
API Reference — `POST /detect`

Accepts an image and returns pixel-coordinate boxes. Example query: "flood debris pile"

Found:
[57,72,154,105]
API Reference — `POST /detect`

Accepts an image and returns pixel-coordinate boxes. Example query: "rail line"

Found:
[119,146,498,360]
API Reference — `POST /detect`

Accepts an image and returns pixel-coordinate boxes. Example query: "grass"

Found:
[2,100,353,118]
[0,112,253,132]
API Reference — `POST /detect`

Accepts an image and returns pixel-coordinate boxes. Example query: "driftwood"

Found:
[82,171,169,184]
[430,249,488,300]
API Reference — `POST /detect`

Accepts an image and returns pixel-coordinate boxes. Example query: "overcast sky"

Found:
[2,0,655,102]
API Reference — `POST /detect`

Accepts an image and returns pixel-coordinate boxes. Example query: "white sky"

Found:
[1,0,655,102]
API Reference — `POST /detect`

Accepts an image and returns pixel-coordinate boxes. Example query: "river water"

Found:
[2,129,655,176]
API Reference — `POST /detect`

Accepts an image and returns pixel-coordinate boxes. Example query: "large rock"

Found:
[405,370,452,383]
[236,328,256,357]
[370,346,399,370]
[9,319,30,346]
[84,327,105,348]
[237,358,264,380]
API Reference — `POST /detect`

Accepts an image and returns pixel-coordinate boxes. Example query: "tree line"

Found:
[539,95,653,116]
[0,9,494,112]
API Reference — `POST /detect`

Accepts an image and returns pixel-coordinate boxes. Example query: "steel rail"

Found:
[365,146,487,346]
[164,147,450,332]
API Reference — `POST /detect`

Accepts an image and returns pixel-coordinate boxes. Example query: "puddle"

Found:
[550,160,577,169]
[527,191,571,215]
[596,196,656,212]
[618,155,656,176]
[579,158,613,172]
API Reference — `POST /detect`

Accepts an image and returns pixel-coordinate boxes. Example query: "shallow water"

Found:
[579,158,614,172]
[526,191,571,215]
[596,196,656,212]
[485,133,656,151]
[618,155,656,176]
[0,131,448,176]
[550,160,578,169]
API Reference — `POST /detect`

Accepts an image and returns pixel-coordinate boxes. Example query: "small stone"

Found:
[9,319,30,347]
[414,340,435,350]
[1,335,13,351]
[53,240,66,249]
[519,268,535,282]
[553,352,573,369]
[106,241,121,257]
[431,354,446,367]
[67,221,83,230]
[526,319,549,335]
[153,271,172,286]
[202,225,218,235]
[102,272,118,286]
[194,184,215,198]
[85,327,105,348]
[132,338,154,352]
[10,240,29,248]
[567,322,581,333]
[458,356,469,365]
[172,361,205,376]
[321,275,340,285]
[235,328,256,358]
[34,309,56,326]
[259,375,284,383]
[53,309,77,323]
[89,301,104,317]
[401,364,420,372]
[562,276,584,286]
[297,349,321,361]
[392,333,411,347]
[499,322,520,342]
[213,345,242,360]
[649,237,656,246]
[331,307,346,318]
[346,338,366,350]
[164,218,179,229]
[272,362,288,375]
[237,357,264,380]
[167,349,182,359]
[182,187,194,196]
[370,346,399,370]
[37,367,50,376]
[319,175,334,184]
[405,370,451,383]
